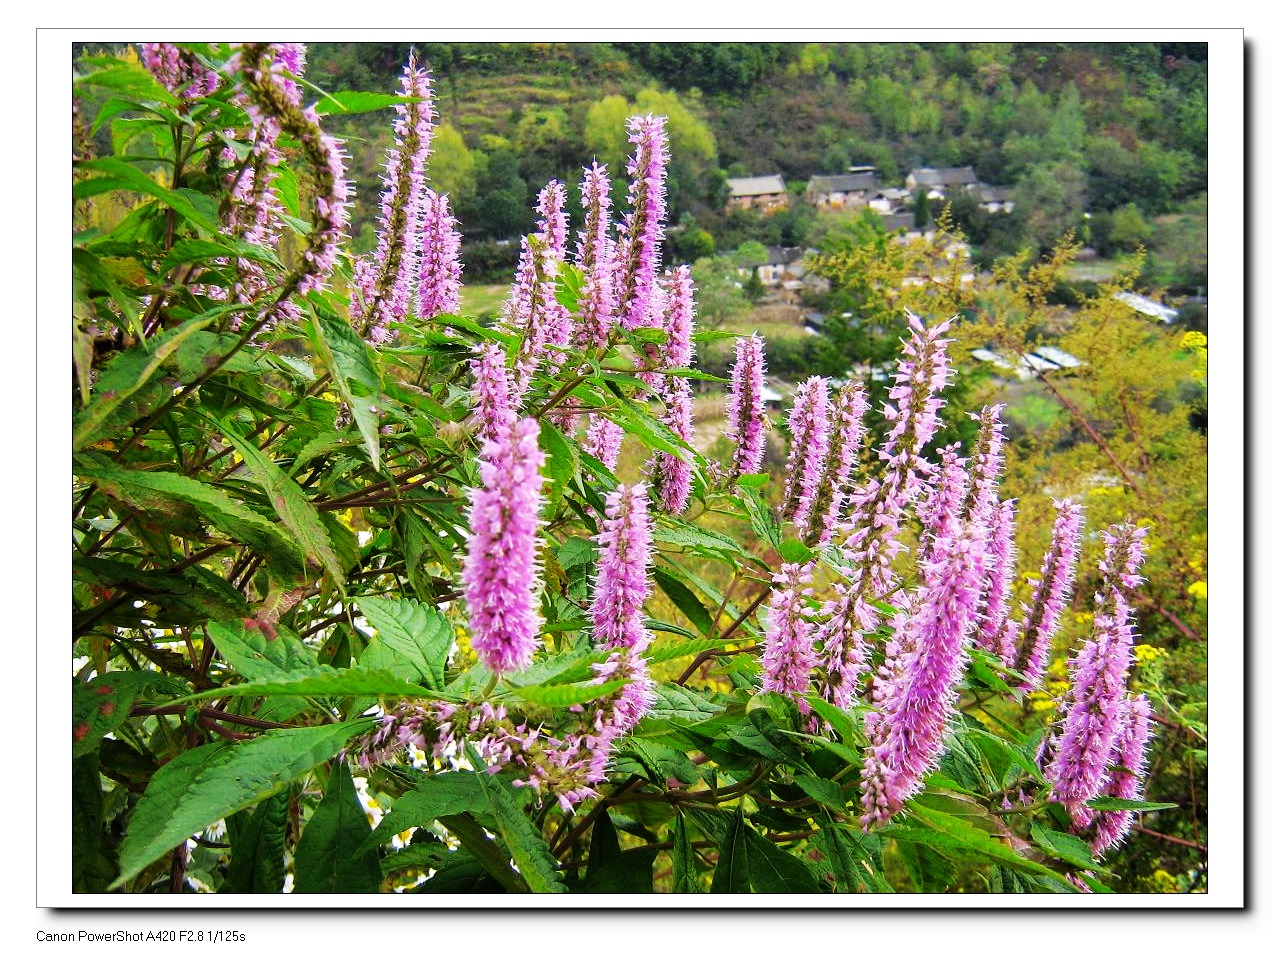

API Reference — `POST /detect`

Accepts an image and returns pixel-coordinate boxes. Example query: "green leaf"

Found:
[817,825,892,894]
[645,683,724,723]
[207,620,319,680]
[1029,822,1102,871]
[72,752,119,894]
[73,557,251,625]
[293,762,383,893]
[582,809,655,893]
[793,773,849,809]
[539,420,578,504]
[361,770,488,854]
[671,811,701,894]
[113,720,373,889]
[221,792,288,894]
[172,665,438,705]
[309,310,383,470]
[709,806,749,893]
[314,90,422,115]
[735,473,770,488]
[743,824,822,893]
[653,567,715,636]
[357,596,453,689]
[72,306,235,450]
[470,748,568,894]
[884,799,1071,886]
[727,710,806,768]
[1084,796,1178,812]
[73,157,217,230]
[896,839,957,892]
[778,537,815,564]
[219,422,345,587]
[73,671,187,759]
[654,519,744,560]
[509,677,627,708]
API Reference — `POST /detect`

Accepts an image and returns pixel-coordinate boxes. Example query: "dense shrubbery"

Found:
[70,43,1196,899]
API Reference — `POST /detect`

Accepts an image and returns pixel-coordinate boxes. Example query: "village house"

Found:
[804,170,880,210]
[725,174,789,212]
[905,166,979,199]
[971,183,1016,214]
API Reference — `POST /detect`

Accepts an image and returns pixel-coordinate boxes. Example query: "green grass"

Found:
[459,283,509,320]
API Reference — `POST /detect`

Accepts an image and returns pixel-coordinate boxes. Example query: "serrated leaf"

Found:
[1083,796,1177,812]
[74,458,302,570]
[357,596,453,689]
[113,719,374,889]
[509,677,627,708]
[470,748,568,894]
[654,520,744,559]
[671,811,701,894]
[583,809,655,894]
[207,620,319,680]
[710,806,749,893]
[72,752,119,894]
[73,157,217,230]
[72,306,236,450]
[793,773,849,809]
[653,567,715,636]
[219,422,345,587]
[73,671,187,759]
[778,537,815,564]
[221,792,288,894]
[743,823,822,893]
[360,770,488,854]
[314,90,421,115]
[310,311,383,470]
[645,683,724,723]
[1029,822,1102,871]
[171,665,438,705]
[292,762,383,893]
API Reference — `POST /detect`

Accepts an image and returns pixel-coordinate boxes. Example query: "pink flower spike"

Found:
[781,376,831,525]
[726,335,768,480]
[461,417,547,675]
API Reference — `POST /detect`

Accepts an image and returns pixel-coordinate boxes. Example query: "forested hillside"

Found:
[304,40,1206,281]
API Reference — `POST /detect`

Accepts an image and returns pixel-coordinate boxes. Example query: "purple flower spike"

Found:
[1046,523,1148,831]
[469,343,516,443]
[583,414,625,472]
[760,562,819,701]
[591,483,655,655]
[462,417,547,675]
[975,499,1019,654]
[360,54,435,341]
[651,376,694,514]
[1091,695,1155,856]
[1013,499,1085,689]
[141,43,219,99]
[418,190,463,319]
[574,162,617,350]
[805,382,869,546]
[816,313,953,709]
[726,335,768,480]
[615,115,669,331]
[781,376,831,525]
[860,458,989,828]
[659,265,696,370]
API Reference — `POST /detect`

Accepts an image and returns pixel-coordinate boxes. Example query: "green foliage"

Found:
[69,42,1206,902]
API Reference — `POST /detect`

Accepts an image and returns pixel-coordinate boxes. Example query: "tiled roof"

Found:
[807,173,878,193]
[726,174,788,197]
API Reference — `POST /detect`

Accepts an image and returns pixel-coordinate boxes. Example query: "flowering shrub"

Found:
[71,44,1167,897]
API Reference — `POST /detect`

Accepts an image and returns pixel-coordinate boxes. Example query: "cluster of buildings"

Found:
[726,165,1016,231]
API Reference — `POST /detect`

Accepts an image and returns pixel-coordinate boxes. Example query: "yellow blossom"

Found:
[1134,643,1166,663]
[1187,580,1207,600]
[1179,330,1207,350]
